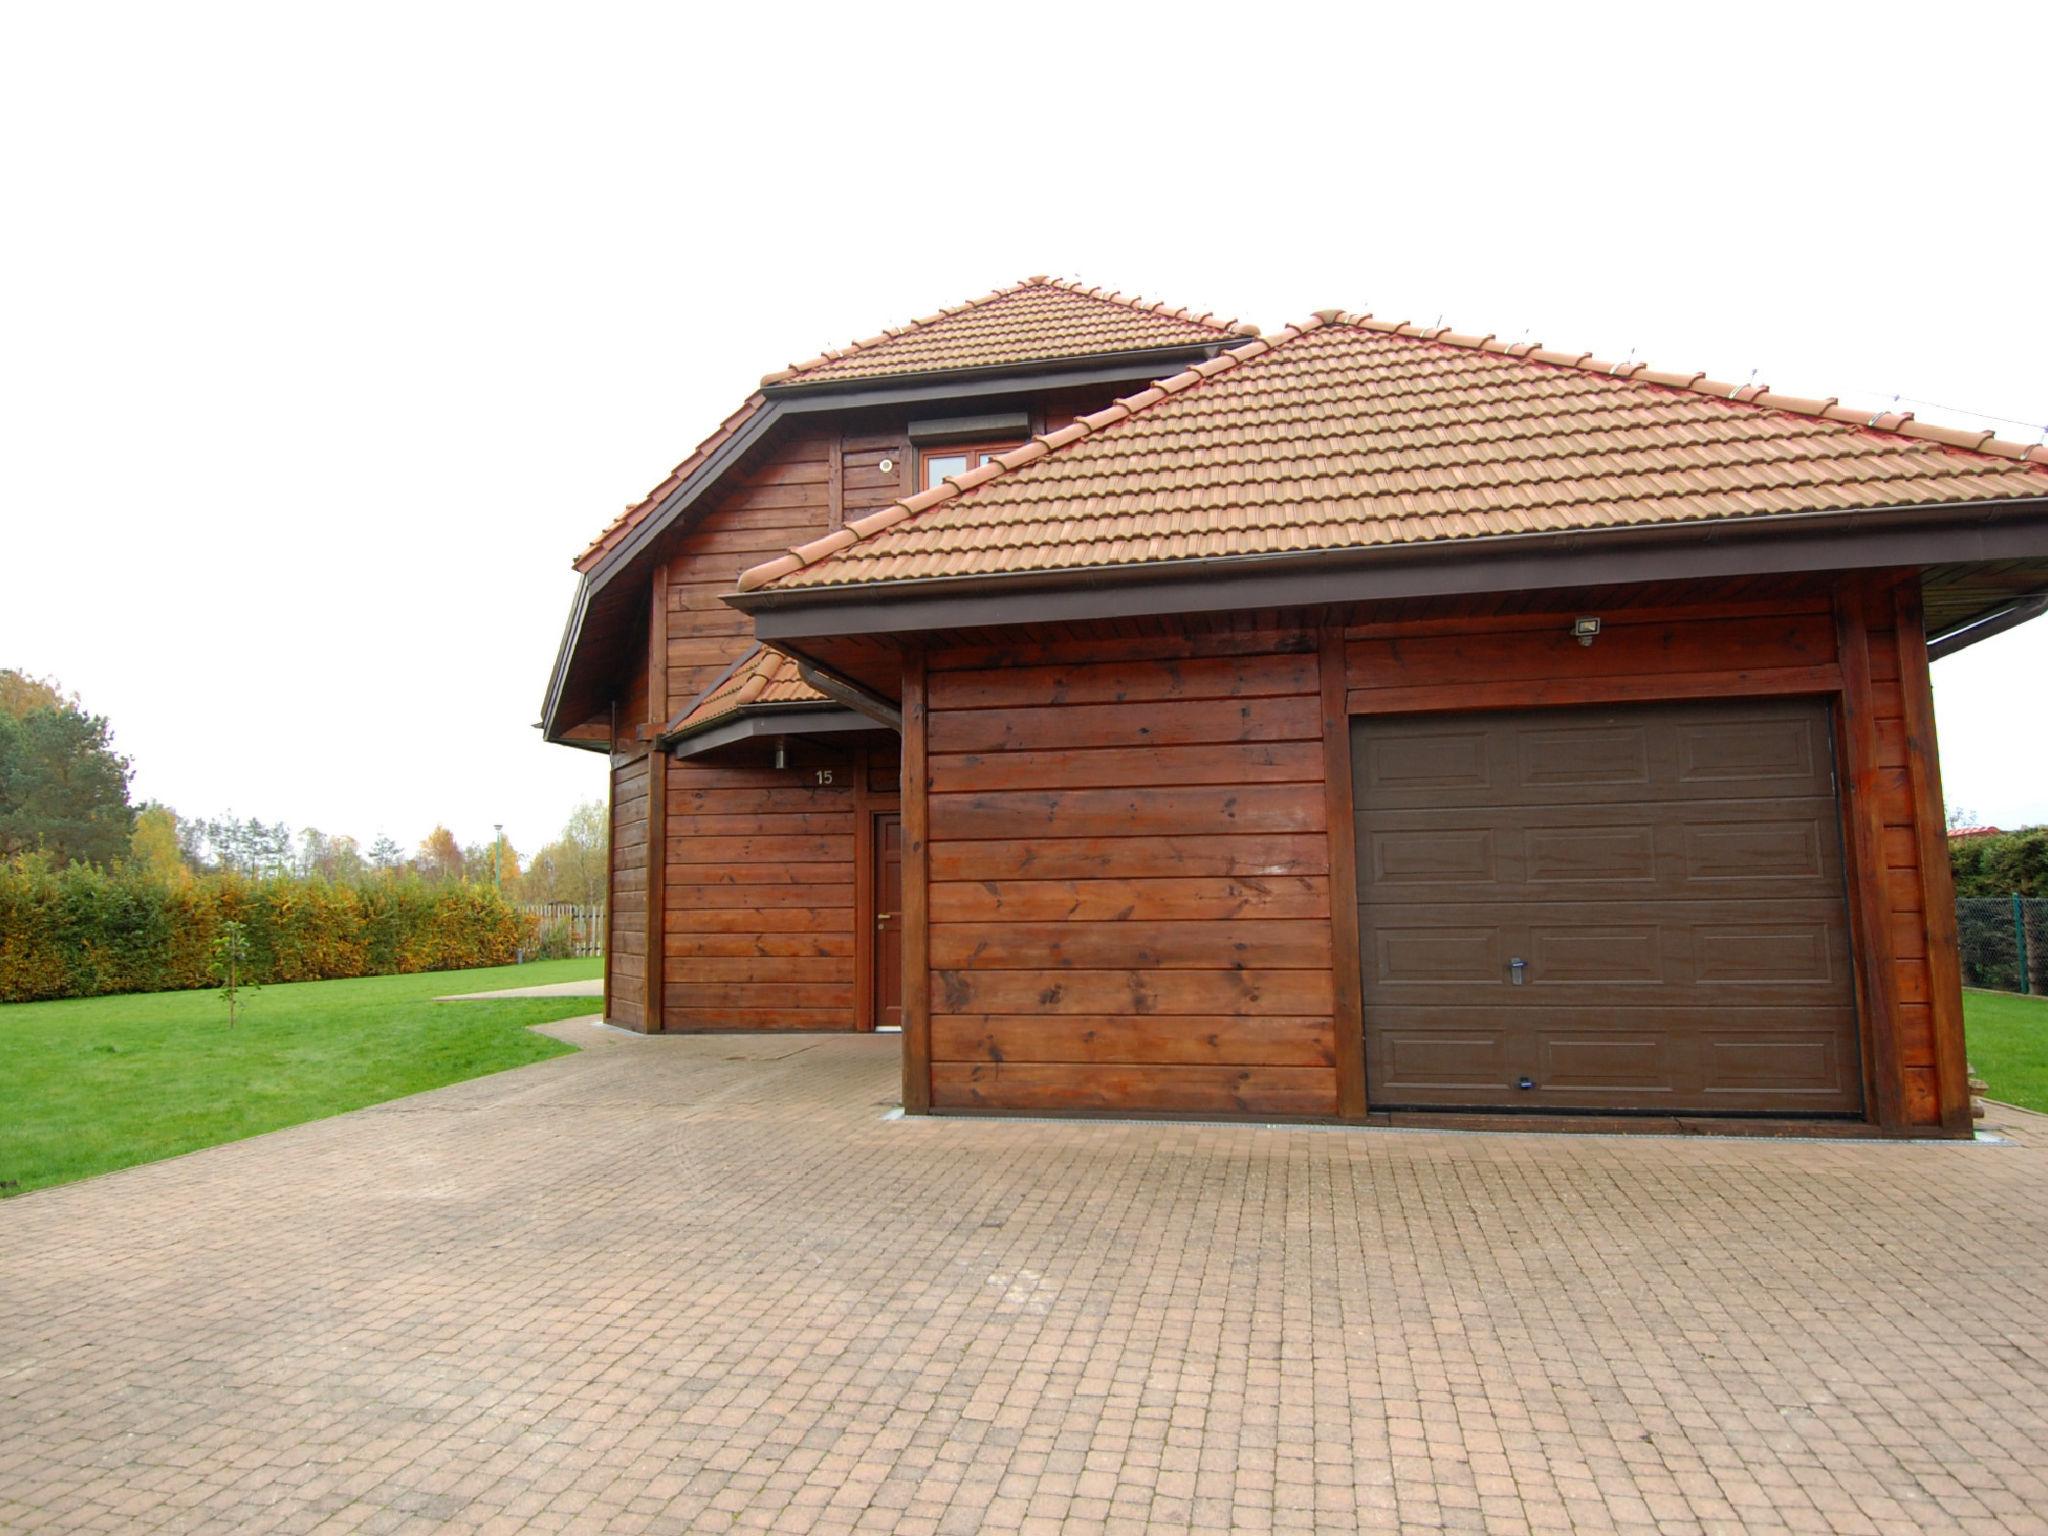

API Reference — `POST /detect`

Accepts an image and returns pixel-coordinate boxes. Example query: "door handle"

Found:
[876,912,896,929]
[1509,957,1527,986]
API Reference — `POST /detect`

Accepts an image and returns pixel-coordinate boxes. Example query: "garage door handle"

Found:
[1509,957,1527,985]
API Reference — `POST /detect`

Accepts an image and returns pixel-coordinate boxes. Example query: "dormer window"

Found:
[919,441,1024,491]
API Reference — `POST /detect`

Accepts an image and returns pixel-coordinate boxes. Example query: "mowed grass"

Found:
[0,958,602,1197]
[1964,988,2048,1115]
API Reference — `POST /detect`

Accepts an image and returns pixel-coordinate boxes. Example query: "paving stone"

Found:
[1,1033,2043,1533]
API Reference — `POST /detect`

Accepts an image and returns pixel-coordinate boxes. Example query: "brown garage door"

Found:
[1353,698,1863,1115]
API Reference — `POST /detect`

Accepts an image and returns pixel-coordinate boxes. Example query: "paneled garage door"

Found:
[1352,698,1863,1115]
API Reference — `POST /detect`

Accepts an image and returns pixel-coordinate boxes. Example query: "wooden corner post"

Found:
[1892,580,1973,1133]
[1834,577,1906,1129]
[1319,623,1367,1117]
[644,564,670,1031]
[901,650,933,1112]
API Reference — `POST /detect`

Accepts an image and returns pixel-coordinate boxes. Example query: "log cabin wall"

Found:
[660,427,909,721]
[662,739,863,1031]
[917,625,1342,1115]
[606,750,651,1030]
[901,574,1968,1132]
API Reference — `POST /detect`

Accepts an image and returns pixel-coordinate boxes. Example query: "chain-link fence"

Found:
[1957,896,2048,995]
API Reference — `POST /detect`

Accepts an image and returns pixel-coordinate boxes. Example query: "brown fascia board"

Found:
[661,704,877,758]
[538,343,1234,741]
[756,340,1228,402]
[1927,592,2048,659]
[728,497,2048,642]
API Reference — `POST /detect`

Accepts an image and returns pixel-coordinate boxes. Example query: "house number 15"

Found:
[815,768,833,784]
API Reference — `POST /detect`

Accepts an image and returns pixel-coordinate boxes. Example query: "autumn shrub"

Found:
[0,857,534,1002]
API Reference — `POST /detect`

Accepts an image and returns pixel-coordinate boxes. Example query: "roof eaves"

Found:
[731,305,2048,596]
[573,393,770,572]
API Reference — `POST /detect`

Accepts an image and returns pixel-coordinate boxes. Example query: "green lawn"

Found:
[1963,988,2048,1114]
[0,959,602,1198]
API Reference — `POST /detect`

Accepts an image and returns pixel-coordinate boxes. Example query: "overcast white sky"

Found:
[4,3,2044,857]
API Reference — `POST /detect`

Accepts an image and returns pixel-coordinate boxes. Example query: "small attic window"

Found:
[919,441,1023,491]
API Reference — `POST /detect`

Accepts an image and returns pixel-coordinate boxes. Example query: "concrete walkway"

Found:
[434,977,605,1000]
[2,1032,2045,1535]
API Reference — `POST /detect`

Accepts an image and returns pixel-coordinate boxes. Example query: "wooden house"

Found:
[543,279,2048,1134]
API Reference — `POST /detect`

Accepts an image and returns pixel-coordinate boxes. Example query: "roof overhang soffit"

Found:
[540,346,1230,739]
[729,498,2048,643]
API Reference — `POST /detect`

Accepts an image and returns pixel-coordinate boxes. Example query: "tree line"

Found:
[2,669,605,903]
[1,669,608,1001]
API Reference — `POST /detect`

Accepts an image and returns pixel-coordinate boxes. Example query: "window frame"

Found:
[916,440,1026,492]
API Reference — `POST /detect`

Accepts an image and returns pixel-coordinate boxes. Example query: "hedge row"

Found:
[0,858,531,1003]
[1949,827,2048,900]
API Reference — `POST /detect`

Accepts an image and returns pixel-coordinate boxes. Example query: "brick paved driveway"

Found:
[4,1021,2046,1536]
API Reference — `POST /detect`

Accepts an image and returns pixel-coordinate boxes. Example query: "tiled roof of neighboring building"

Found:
[738,312,2048,593]
[758,276,1254,387]
[665,646,825,738]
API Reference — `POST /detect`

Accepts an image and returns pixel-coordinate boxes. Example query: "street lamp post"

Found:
[493,823,504,889]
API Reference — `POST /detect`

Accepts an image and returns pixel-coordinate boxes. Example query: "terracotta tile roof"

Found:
[758,276,1254,387]
[666,646,826,738]
[573,279,1248,574]
[574,394,766,573]
[737,313,2048,593]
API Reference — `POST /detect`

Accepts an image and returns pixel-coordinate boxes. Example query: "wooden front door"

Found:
[874,813,904,1030]
[1353,698,1862,1115]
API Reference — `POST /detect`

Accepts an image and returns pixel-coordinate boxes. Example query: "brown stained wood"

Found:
[668,981,854,1010]
[663,1007,853,1031]
[930,627,1315,672]
[1319,625,1367,1118]
[669,784,862,814]
[928,784,1325,841]
[1835,580,1906,1129]
[663,907,854,933]
[645,751,666,1031]
[1873,717,1909,768]
[1346,613,1835,685]
[853,747,874,1032]
[664,835,854,864]
[1347,665,1843,717]
[928,652,1318,711]
[931,876,1331,924]
[1341,591,1834,641]
[676,956,854,982]
[667,813,856,837]
[606,753,651,1031]
[648,561,671,724]
[930,1014,1337,1068]
[933,741,1325,793]
[666,933,854,958]
[902,651,933,1112]
[930,1062,1339,1116]
[1898,1002,1936,1063]
[826,429,844,531]
[661,862,854,887]
[931,968,1336,1017]
[931,833,1332,883]
[928,695,1321,754]
[1880,825,1920,870]
[930,919,1333,972]
[1891,579,1973,1131]
[666,884,855,910]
